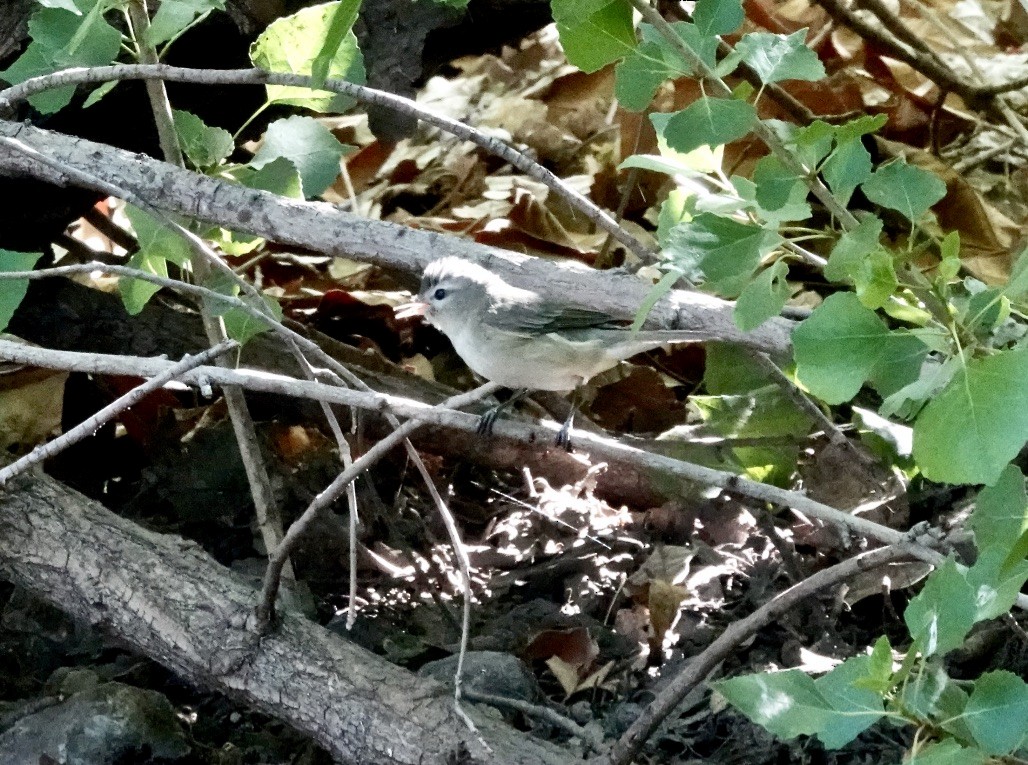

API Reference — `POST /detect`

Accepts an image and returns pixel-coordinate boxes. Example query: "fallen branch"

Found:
[0,471,567,765]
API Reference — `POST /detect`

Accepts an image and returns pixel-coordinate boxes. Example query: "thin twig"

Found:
[854,0,940,58]
[814,0,1028,109]
[82,206,137,252]
[463,689,603,750]
[599,543,922,765]
[0,340,237,485]
[0,338,967,579]
[288,339,361,628]
[253,381,502,628]
[0,64,654,263]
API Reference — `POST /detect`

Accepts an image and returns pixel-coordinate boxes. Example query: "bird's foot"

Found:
[476,389,528,437]
[477,405,501,436]
[554,411,575,452]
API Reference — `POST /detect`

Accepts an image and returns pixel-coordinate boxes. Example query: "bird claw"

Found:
[477,407,500,436]
[554,411,575,452]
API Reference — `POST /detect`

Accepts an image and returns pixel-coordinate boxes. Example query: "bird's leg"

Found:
[477,388,529,436]
[554,391,579,451]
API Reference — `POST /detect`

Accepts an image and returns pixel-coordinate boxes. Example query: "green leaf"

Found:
[173,110,234,169]
[965,288,1008,333]
[147,0,225,46]
[902,664,960,720]
[752,156,801,212]
[217,158,303,255]
[656,188,692,249]
[0,3,122,114]
[615,23,714,110]
[963,670,1028,755]
[866,330,929,399]
[125,207,192,268]
[964,548,1028,621]
[555,0,636,73]
[833,113,888,144]
[693,0,743,37]
[121,249,167,316]
[250,1,366,113]
[906,740,989,765]
[880,355,953,419]
[631,268,683,332]
[309,0,361,87]
[121,207,192,315]
[615,41,670,111]
[550,0,612,22]
[699,344,811,483]
[862,160,947,222]
[1005,246,1028,298]
[793,293,924,404]
[903,559,976,657]
[824,215,884,284]
[970,465,1028,561]
[734,30,825,84]
[0,250,43,332]
[822,138,872,207]
[912,348,1028,485]
[734,260,789,331]
[734,174,810,225]
[81,79,117,108]
[668,212,781,297]
[813,656,885,748]
[250,116,348,198]
[655,97,757,154]
[852,248,898,310]
[238,156,304,197]
[716,670,836,740]
[221,293,282,344]
[855,635,894,694]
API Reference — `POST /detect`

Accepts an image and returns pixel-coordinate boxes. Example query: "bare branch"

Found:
[0,64,654,263]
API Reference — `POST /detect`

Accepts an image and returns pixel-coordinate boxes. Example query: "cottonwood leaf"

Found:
[250,116,348,197]
[734,30,825,83]
[862,160,946,222]
[912,348,1028,485]
[655,96,756,154]
[556,0,636,73]
[250,0,366,112]
[0,250,42,332]
[963,671,1028,755]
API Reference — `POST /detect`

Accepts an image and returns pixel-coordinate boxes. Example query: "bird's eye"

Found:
[433,288,447,300]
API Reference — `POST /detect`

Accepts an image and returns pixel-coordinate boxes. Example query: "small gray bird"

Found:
[398,257,713,447]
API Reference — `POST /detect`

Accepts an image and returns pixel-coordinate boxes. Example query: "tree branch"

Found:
[0,117,795,354]
[0,471,568,765]
[0,64,654,263]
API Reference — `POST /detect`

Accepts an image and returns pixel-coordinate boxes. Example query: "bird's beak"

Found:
[395,300,429,320]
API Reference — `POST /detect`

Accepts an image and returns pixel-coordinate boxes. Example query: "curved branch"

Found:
[600,544,921,765]
[0,64,655,263]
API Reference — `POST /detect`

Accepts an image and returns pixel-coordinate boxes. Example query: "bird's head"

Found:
[396,257,498,335]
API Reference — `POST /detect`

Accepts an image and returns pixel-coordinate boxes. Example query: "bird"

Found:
[397,257,714,448]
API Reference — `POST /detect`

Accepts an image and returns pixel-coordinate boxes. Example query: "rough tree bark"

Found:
[0,472,571,765]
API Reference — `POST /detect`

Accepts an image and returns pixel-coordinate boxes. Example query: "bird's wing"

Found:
[486,298,626,336]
